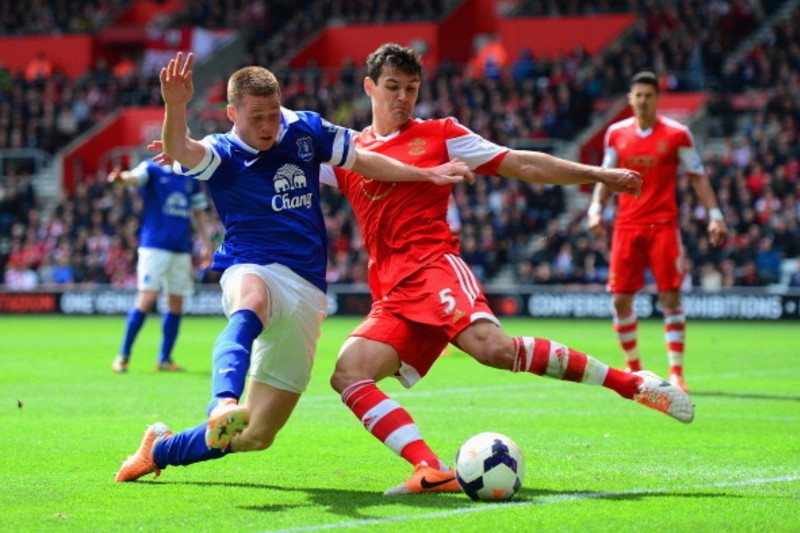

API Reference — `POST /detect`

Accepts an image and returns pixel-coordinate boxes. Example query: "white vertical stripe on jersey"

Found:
[444,253,479,306]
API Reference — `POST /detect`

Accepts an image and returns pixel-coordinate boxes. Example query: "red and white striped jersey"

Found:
[322,117,508,298]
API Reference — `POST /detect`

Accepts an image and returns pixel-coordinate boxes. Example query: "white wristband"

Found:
[588,202,603,216]
[709,207,723,221]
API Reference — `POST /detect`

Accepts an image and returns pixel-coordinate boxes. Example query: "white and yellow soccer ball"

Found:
[455,432,525,501]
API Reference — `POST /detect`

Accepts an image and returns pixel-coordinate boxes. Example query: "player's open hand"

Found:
[146,140,176,167]
[428,159,475,186]
[602,168,641,199]
[160,52,194,107]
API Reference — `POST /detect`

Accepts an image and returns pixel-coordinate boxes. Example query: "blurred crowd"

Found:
[1,0,799,291]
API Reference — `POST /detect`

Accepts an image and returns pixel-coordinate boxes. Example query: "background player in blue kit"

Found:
[115,52,472,481]
[108,159,212,373]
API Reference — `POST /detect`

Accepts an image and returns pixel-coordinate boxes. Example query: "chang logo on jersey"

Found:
[163,192,191,218]
[272,163,313,212]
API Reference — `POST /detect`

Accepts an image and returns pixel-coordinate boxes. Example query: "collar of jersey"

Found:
[635,117,659,138]
[227,107,300,153]
[369,119,415,142]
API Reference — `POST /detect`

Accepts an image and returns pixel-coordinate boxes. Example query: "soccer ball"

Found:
[455,432,525,501]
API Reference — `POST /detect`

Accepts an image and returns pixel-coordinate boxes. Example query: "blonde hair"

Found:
[227,66,280,107]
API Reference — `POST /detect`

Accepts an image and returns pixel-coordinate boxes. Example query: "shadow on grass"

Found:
[145,481,739,520]
[159,480,465,517]
[690,391,800,402]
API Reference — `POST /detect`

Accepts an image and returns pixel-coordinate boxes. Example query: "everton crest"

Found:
[297,137,314,161]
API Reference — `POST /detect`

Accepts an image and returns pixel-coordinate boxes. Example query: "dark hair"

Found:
[366,43,422,82]
[630,71,658,92]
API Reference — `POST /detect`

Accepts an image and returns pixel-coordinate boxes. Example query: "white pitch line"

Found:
[298,382,557,405]
[298,368,800,406]
[296,403,800,421]
[259,476,800,533]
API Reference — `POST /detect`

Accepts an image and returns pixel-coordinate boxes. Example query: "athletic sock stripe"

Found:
[617,331,637,343]
[341,379,376,406]
[531,338,551,375]
[545,341,569,379]
[665,331,685,342]
[384,424,423,456]
[370,410,414,442]
[511,337,521,372]
[361,398,402,432]
[668,342,685,351]
[621,340,637,350]
[512,337,535,373]
[613,313,637,326]
[614,323,638,333]
[562,349,587,382]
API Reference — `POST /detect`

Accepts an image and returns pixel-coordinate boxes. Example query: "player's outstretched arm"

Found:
[160,52,206,170]
[497,150,641,198]
[351,149,474,185]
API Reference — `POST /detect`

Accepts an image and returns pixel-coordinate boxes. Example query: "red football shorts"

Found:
[350,253,499,387]
[608,224,685,293]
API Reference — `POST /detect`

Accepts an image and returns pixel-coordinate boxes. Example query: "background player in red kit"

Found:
[321,44,695,496]
[587,71,728,393]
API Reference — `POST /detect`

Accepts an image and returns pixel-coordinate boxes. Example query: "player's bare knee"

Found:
[330,369,348,394]
[473,339,514,370]
[330,364,367,394]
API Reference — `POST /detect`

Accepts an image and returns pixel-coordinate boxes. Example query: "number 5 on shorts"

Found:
[439,288,455,314]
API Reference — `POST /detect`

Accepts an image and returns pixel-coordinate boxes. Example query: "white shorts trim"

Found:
[137,247,193,296]
[219,263,328,394]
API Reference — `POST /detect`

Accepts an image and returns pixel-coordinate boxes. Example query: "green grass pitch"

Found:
[1,315,798,532]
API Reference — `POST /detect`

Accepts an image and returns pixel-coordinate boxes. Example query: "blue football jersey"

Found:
[131,160,208,253]
[179,108,356,292]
